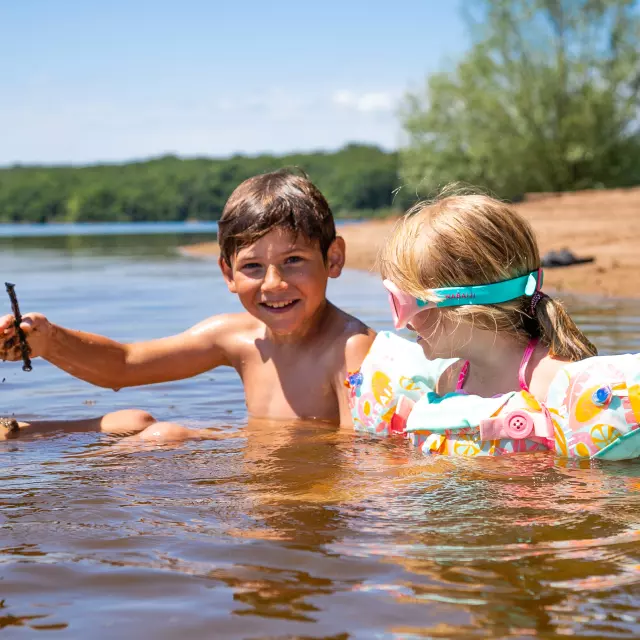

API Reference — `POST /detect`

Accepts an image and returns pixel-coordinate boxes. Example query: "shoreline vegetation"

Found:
[0,145,402,225]
[180,186,640,300]
[2,141,639,299]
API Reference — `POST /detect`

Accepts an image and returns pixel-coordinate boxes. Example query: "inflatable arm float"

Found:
[347,332,640,460]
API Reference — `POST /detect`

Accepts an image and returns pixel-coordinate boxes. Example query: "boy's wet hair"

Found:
[218,169,336,265]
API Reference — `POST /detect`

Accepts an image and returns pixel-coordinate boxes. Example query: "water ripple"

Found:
[1,245,640,637]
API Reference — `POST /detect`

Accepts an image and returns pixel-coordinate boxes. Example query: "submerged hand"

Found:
[0,312,50,361]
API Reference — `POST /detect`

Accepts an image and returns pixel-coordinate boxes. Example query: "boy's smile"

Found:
[260,299,300,312]
[220,227,345,338]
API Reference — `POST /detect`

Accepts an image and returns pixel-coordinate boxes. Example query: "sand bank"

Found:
[180,188,640,299]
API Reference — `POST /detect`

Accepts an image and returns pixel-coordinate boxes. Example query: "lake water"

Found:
[0,221,220,238]
[1,227,639,638]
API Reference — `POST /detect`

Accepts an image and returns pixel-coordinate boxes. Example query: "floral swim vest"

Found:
[347,332,640,461]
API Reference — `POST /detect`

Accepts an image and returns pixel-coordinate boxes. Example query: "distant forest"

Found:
[0,145,401,224]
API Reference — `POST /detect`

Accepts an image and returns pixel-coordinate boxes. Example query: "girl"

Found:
[348,191,640,460]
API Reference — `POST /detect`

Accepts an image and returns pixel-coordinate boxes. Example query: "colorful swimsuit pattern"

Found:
[347,332,640,461]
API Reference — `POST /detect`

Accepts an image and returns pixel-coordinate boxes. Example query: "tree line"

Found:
[0,145,401,223]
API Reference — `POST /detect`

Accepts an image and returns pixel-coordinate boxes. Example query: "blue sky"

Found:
[0,1,467,165]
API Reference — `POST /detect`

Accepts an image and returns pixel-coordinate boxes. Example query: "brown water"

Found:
[1,233,639,638]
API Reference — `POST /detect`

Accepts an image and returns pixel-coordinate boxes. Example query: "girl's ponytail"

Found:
[535,295,597,361]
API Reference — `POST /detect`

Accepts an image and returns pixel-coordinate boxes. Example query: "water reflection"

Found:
[1,416,639,637]
[1,236,640,637]
[571,296,640,354]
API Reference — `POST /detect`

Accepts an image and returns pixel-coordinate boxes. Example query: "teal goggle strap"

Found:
[429,269,543,309]
[383,270,543,329]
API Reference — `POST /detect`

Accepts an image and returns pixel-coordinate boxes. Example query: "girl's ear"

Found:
[327,237,346,278]
[218,256,238,293]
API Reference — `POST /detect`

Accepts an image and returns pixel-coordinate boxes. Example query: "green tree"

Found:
[0,145,401,223]
[400,0,640,200]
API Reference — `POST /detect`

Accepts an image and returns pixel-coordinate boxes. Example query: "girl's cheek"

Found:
[412,314,433,336]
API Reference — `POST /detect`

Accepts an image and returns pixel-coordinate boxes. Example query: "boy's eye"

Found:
[285,256,303,265]
[241,262,262,271]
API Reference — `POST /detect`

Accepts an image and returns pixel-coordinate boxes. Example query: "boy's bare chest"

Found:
[236,346,339,421]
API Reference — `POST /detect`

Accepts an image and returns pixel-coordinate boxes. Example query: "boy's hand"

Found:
[0,312,51,361]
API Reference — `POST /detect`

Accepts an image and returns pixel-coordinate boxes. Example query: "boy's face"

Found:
[220,227,345,336]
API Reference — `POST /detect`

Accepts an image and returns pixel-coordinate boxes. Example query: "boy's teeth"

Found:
[265,300,293,308]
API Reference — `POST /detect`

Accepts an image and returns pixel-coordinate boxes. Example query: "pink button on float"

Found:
[504,410,534,439]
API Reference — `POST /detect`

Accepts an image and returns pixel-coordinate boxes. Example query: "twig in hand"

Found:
[4,283,32,372]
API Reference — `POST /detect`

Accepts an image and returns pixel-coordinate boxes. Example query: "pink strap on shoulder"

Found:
[455,360,470,393]
[518,338,539,392]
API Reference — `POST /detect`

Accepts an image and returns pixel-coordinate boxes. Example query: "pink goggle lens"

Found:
[382,279,430,329]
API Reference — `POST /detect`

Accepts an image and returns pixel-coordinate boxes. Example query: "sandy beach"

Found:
[180,188,640,299]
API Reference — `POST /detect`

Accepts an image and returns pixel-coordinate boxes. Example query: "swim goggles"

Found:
[383,269,543,329]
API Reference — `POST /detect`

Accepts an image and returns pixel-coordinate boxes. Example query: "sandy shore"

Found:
[180,187,640,299]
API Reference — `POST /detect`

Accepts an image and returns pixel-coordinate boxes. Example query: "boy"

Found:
[0,171,376,440]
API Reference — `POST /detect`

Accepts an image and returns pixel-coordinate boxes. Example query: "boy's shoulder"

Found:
[191,307,375,374]
[187,312,269,366]
[324,304,376,372]
[187,312,263,346]
[325,301,370,332]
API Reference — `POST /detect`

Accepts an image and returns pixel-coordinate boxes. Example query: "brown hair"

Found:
[379,189,597,361]
[218,169,336,266]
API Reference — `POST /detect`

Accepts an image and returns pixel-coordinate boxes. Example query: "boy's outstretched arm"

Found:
[0,312,233,389]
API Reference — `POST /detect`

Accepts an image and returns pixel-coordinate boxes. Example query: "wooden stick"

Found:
[4,282,33,372]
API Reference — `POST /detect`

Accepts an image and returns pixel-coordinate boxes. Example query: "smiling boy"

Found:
[0,171,376,437]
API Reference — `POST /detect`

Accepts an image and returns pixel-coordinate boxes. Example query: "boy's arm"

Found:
[0,312,235,389]
[334,329,377,427]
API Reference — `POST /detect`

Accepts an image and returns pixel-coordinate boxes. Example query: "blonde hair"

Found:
[379,189,597,361]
